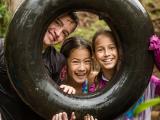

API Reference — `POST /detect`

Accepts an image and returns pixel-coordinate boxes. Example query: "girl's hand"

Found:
[52,112,68,120]
[84,114,97,120]
[70,112,76,120]
[52,112,76,120]
[60,84,76,94]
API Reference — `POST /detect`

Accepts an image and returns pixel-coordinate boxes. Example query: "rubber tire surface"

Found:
[5,0,154,119]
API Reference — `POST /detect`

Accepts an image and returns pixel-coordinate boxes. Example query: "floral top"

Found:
[89,74,109,93]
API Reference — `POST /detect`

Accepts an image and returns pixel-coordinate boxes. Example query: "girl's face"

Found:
[67,48,91,84]
[94,34,118,71]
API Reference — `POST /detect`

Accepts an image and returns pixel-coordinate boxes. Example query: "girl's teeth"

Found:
[104,59,112,62]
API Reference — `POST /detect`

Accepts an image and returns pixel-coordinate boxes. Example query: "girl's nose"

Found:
[78,63,86,71]
[104,49,110,56]
[55,28,63,38]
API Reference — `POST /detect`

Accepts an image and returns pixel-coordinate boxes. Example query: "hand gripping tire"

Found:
[5,0,154,119]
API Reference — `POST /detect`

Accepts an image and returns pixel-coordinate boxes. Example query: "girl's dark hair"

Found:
[60,37,92,58]
[92,29,118,53]
[61,12,79,32]
[67,12,79,25]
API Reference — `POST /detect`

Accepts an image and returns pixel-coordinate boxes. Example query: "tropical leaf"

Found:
[133,97,160,117]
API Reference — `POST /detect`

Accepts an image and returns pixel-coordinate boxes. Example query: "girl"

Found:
[59,36,92,95]
[89,29,119,93]
[91,29,160,120]
[52,37,97,120]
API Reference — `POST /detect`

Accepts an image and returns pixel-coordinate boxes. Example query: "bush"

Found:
[0,1,11,38]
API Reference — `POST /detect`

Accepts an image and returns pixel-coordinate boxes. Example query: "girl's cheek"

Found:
[87,65,91,73]
[72,65,78,72]
[96,53,103,59]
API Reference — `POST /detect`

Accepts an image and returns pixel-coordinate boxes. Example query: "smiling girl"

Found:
[59,36,92,95]
[52,37,97,120]
[89,29,119,92]
[90,30,160,120]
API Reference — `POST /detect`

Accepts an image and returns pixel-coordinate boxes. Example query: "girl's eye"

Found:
[109,46,116,50]
[97,48,103,52]
[62,31,69,38]
[85,60,91,64]
[72,61,79,64]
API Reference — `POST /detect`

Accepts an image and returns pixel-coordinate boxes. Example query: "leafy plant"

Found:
[0,1,11,38]
[133,97,160,117]
[70,20,107,41]
[55,18,108,51]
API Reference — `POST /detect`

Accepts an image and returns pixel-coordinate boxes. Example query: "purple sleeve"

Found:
[150,75,160,96]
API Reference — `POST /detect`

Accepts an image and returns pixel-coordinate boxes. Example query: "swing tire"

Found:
[5,0,154,119]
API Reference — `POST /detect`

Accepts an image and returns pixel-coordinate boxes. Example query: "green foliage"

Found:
[0,1,11,38]
[54,19,108,51]
[54,44,61,52]
[70,20,108,41]
[142,0,160,20]
[133,97,160,117]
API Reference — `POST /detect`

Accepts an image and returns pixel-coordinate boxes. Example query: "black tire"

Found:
[5,0,154,119]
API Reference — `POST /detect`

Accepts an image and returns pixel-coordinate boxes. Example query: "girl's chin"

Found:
[74,78,86,84]
[104,65,116,69]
